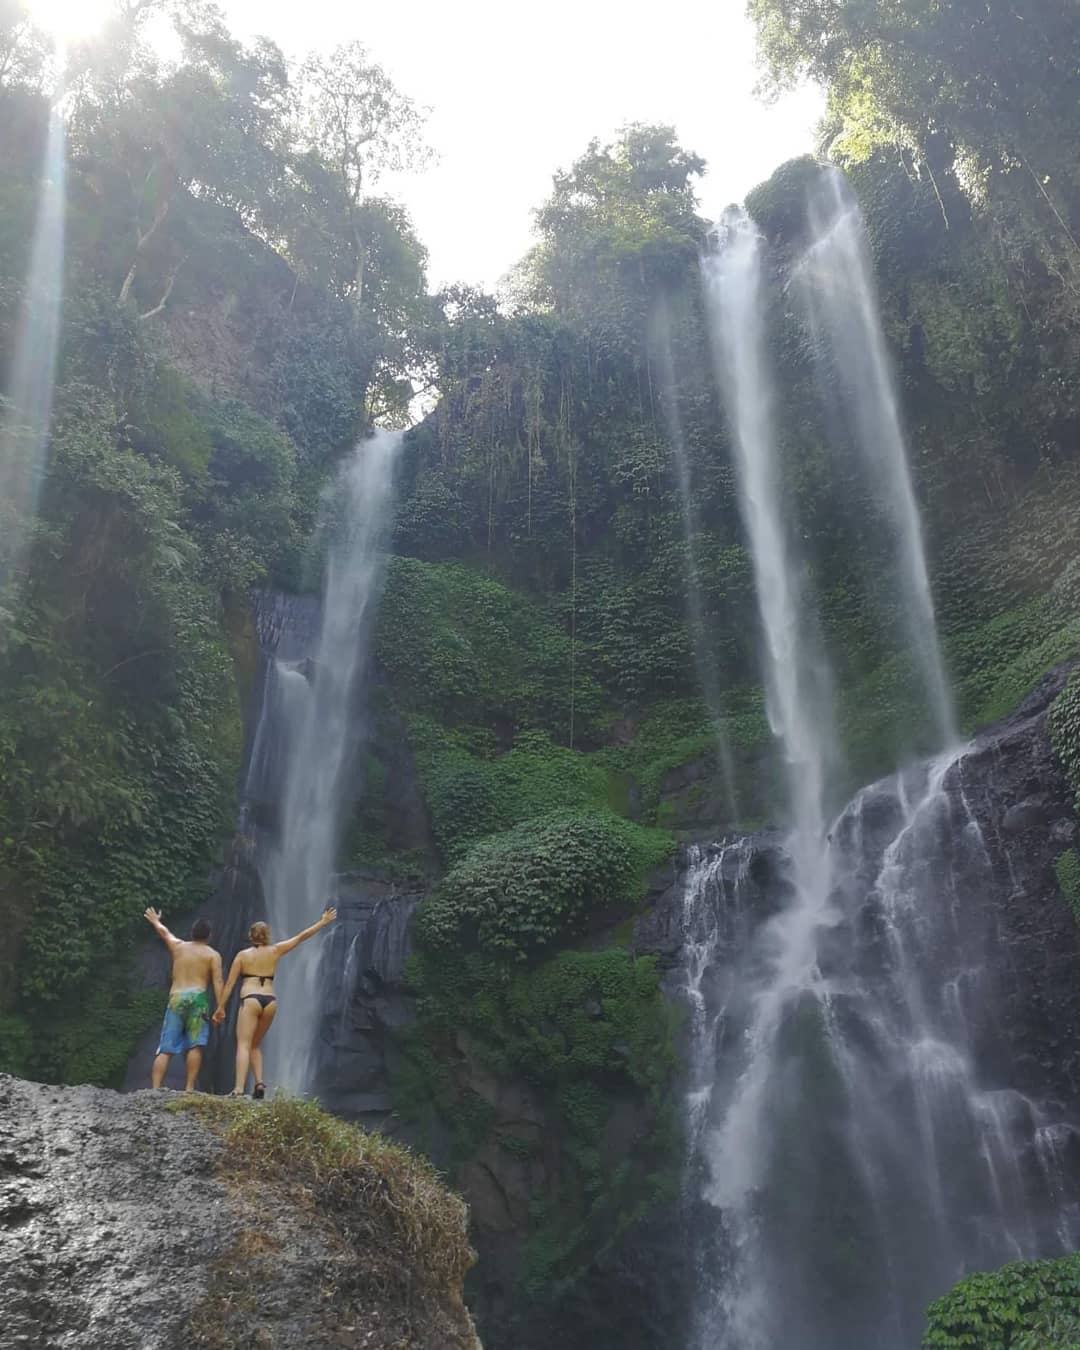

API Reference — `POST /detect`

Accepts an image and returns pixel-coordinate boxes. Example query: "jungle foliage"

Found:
[5,0,1080,1340]
[923,1252,1080,1349]
[0,0,432,1078]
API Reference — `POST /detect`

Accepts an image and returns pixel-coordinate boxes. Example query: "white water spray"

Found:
[0,103,65,594]
[699,209,837,1343]
[260,431,400,1091]
[798,168,955,747]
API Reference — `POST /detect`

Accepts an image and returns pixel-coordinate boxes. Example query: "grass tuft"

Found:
[171,1093,475,1303]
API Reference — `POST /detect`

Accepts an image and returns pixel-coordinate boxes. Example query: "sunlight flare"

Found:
[27,0,115,41]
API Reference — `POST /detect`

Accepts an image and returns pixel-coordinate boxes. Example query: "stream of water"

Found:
[254,431,400,1091]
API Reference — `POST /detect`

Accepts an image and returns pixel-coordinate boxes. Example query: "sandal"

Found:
[253,1082,266,1100]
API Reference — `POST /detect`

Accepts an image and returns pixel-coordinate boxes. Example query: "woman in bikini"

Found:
[213,907,336,1098]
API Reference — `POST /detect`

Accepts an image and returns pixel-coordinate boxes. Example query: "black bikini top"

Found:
[240,970,273,986]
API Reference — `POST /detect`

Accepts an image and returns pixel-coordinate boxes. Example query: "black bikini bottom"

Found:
[242,993,276,1010]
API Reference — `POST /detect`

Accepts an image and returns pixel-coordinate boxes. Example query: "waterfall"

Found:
[258,431,400,1092]
[702,208,835,855]
[797,168,956,748]
[677,750,1080,1349]
[0,103,65,596]
[653,303,737,820]
[699,207,839,1343]
[681,181,1079,1349]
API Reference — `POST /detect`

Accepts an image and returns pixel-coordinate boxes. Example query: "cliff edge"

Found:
[0,1078,479,1350]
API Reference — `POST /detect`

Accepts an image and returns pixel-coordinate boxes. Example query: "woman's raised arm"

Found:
[275,907,337,956]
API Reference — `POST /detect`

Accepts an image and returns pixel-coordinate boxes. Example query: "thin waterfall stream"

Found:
[699,206,839,1347]
[653,301,738,821]
[0,101,65,594]
[797,168,956,747]
[256,430,400,1092]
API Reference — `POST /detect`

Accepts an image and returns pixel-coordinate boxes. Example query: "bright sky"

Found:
[213,0,823,291]
[36,0,822,289]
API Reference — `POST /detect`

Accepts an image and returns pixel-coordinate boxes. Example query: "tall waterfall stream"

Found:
[245,431,400,1092]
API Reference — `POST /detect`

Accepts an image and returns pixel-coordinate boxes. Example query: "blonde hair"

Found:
[249,921,270,946]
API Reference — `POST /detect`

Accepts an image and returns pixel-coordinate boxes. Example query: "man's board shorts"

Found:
[157,988,211,1055]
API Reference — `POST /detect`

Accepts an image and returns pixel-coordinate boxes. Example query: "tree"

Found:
[749,0,1080,284]
[292,41,428,308]
[66,0,293,319]
[524,124,707,351]
[0,0,49,93]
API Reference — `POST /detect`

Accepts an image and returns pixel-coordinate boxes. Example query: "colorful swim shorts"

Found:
[157,988,211,1055]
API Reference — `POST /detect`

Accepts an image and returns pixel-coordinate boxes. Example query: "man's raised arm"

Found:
[144,907,179,947]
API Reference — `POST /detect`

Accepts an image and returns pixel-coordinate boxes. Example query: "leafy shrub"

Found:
[923,1252,1080,1348]
[1055,851,1080,925]
[416,810,672,961]
[377,557,605,740]
[410,719,616,861]
[1051,671,1080,812]
[745,155,824,251]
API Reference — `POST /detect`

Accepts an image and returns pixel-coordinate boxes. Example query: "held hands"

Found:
[320,906,337,927]
[212,1008,226,1025]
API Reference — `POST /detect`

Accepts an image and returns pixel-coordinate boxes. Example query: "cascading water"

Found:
[677,749,1080,1349]
[0,102,65,594]
[797,168,955,747]
[257,430,400,1092]
[699,207,839,1346]
[681,183,1080,1349]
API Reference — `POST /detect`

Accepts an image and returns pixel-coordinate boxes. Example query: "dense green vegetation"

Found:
[923,1252,1080,1349]
[4,0,1080,1341]
[0,0,431,1078]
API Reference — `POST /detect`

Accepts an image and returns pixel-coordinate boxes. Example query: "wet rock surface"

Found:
[637,664,1080,1114]
[0,1077,478,1350]
[310,873,423,1126]
[0,1077,231,1349]
[955,664,1080,1104]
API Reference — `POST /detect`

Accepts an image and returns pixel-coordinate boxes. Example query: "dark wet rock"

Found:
[633,829,790,969]
[310,874,424,1128]
[945,661,1080,1103]
[1003,797,1056,834]
[0,1076,478,1350]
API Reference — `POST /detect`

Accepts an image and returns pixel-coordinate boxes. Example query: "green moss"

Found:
[953,601,1080,733]
[397,945,682,1314]
[1054,850,1080,924]
[129,364,213,480]
[377,557,605,740]
[1050,669,1080,812]
[0,1012,32,1077]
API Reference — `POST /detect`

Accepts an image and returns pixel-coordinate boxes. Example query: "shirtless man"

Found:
[144,908,224,1091]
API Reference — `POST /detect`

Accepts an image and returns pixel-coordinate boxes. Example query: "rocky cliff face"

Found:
[0,1077,479,1350]
[638,664,1080,1098]
[631,662,1080,1347]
